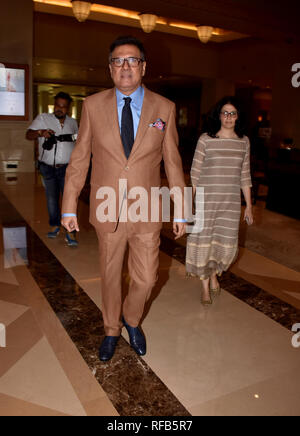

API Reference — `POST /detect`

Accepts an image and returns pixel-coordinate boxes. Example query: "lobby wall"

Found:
[220,38,300,148]
[39,13,300,144]
[33,12,220,87]
[0,0,34,174]
[33,12,228,145]
[2,7,297,177]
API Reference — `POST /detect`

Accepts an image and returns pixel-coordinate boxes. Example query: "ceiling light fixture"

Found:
[33,2,242,42]
[139,13,157,33]
[71,0,92,22]
[196,25,214,43]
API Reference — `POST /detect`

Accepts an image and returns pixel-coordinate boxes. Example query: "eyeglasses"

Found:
[110,57,144,67]
[220,111,238,118]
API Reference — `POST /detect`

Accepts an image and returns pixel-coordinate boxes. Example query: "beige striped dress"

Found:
[186,133,252,279]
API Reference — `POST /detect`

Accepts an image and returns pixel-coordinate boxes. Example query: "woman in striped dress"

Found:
[186,96,253,305]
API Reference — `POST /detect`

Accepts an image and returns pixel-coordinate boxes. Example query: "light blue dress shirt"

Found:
[116,86,144,139]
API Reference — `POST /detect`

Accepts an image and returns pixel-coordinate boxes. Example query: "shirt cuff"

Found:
[173,219,188,223]
[62,213,77,217]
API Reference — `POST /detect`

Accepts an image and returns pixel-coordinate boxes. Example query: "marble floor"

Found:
[0,172,299,416]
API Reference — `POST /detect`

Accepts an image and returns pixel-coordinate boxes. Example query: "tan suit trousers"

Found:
[96,222,161,336]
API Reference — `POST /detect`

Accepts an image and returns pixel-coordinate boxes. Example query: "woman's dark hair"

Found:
[109,36,146,62]
[204,96,246,138]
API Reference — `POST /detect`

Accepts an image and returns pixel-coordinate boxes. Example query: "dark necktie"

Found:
[121,97,134,159]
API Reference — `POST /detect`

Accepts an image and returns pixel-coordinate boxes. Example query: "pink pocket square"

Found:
[149,118,166,131]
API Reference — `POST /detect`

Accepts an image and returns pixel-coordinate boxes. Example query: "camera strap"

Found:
[56,134,74,142]
[53,142,58,167]
[40,147,45,164]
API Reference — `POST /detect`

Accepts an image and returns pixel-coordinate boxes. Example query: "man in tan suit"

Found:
[62,36,186,361]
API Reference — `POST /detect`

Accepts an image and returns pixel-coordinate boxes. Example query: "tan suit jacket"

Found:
[62,86,186,233]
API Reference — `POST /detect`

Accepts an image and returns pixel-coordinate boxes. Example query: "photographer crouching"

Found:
[26,92,79,247]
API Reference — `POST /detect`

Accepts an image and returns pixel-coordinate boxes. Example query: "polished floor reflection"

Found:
[0,173,300,416]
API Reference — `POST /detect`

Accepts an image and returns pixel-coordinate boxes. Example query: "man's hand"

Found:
[41,129,55,138]
[61,216,80,233]
[26,129,55,141]
[173,222,186,240]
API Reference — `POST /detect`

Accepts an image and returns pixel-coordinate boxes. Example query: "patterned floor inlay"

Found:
[160,234,300,331]
[0,191,190,416]
[1,187,299,417]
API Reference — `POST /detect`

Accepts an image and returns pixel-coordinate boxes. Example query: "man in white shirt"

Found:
[26,92,79,246]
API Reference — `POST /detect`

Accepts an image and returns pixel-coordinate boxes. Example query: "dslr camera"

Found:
[42,133,77,151]
[42,133,57,151]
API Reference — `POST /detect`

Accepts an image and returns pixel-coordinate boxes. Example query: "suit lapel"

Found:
[129,87,156,160]
[103,88,127,164]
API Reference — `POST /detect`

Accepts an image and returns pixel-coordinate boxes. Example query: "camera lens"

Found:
[42,134,57,151]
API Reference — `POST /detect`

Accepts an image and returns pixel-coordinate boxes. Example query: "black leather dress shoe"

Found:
[99,336,119,361]
[122,317,146,356]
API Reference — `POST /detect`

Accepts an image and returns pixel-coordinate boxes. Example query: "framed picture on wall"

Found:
[0,63,29,121]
